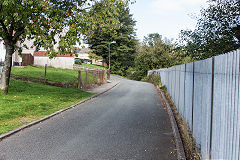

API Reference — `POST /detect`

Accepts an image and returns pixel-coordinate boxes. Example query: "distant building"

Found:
[75,48,90,60]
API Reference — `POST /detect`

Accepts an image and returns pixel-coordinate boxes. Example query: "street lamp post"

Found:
[108,41,116,79]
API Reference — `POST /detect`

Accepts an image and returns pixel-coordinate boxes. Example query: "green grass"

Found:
[0,79,94,135]
[81,63,107,70]
[11,65,94,83]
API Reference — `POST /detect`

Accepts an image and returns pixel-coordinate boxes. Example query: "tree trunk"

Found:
[0,42,14,94]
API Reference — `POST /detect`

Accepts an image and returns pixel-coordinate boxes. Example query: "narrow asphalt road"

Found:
[0,77,177,160]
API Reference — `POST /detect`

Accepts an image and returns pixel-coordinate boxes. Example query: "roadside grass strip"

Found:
[0,79,94,135]
[11,65,94,83]
[81,63,107,70]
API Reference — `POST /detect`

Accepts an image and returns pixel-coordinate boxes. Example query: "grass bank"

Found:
[0,79,94,135]
[11,65,90,83]
[81,63,107,70]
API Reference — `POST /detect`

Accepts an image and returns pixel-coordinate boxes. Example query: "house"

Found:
[1,38,102,69]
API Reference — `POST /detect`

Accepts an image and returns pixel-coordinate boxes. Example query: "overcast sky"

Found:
[129,0,208,42]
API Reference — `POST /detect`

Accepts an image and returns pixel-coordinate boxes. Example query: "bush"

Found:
[142,73,162,86]
[75,60,82,65]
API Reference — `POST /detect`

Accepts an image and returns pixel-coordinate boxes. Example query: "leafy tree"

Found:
[130,33,191,80]
[88,49,103,61]
[85,0,137,76]
[179,0,240,60]
[0,0,120,94]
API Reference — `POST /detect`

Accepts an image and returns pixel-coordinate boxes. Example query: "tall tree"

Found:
[130,33,190,80]
[179,0,240,60]
[85,0,137,76]
[0,0,120,94]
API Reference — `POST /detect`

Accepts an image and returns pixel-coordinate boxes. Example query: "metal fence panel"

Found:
[193,60,203,149]
[199,58,212,159]
[148,49,240,159]
[185,62,194,130]
[179,65,185,118]
[212,54,224,159]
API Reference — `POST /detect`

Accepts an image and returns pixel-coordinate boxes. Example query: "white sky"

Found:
[129,0,208,41]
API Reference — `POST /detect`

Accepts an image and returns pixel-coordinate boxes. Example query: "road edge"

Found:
[156,87,186,160]
[0,82,120,141]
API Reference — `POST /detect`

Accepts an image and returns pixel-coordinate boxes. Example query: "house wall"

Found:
[34,56,74,69]
[77,53,89,59]
[0,41,6,61]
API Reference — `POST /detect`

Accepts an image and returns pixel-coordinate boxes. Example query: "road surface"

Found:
[0,77,177,160]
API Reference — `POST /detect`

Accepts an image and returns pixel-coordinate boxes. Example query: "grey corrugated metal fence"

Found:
[148,49,240,159]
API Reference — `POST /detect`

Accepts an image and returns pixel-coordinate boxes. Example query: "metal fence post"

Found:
[209,56,215,159]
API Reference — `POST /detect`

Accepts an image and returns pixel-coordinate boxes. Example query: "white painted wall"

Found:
[34,56,74,69]
[0,41,6,61]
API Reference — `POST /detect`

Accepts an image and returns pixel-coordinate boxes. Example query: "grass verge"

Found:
[0,79,94,135]
[81,63,107,70]
[11,65,93,83]
[161,86,201,160]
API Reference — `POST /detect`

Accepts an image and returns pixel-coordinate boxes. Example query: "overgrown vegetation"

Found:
[141,73,162,86]
[0,79,93,135]
[127,33,192,81]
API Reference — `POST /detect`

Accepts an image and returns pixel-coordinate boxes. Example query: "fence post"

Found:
[44,64,47,83]
[101,70,103,84]
[85,70,88,86]
[103,70,107,83]
[107,69,110,80]
[209,56,215,159]
[93,70,97,84]
[78,71,81,89]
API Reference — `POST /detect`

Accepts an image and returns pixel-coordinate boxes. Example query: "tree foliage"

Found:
[129,33,191,80]
[85,0,137,76]
[179,0,240,60]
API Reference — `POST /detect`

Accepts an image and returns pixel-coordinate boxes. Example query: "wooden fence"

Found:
[73,64,107,89]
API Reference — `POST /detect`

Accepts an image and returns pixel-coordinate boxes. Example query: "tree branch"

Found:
[12,28,25,42]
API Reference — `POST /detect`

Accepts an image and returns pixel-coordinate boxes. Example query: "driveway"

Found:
[0,77,176,160]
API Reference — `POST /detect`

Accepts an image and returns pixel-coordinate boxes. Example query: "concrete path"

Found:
[86,75,122,94]
[0,77,177,160]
